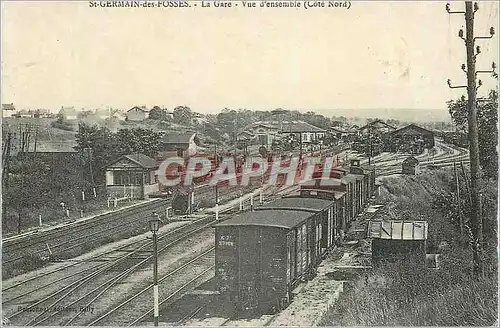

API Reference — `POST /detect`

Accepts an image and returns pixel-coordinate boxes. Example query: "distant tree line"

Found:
[74,123,163,182]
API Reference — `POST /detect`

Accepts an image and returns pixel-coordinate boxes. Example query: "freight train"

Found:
[214,159,377,314]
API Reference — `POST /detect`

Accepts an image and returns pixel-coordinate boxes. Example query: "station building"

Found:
[104,153,159,200]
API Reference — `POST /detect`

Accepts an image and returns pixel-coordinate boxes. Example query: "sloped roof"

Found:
[330,127,353,133]
[246,120,326,133]
[368,220,428,240]
[256,197,333,212]
[161,133,196,144]
[60,106,78,115]
[2,103,15,111]
[124,153,157,168]
[391,124,435,136]
[359,119,396,132]
[107,153,158,169]
[127,106,150,113]
[26,141,78,153]
[16,110,31,115]
[289,189,346,200]
[215,209,311,229]
[282,121,326,133]
[403,156,419,165]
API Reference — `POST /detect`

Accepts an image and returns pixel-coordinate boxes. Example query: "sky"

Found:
[1,1,499,121]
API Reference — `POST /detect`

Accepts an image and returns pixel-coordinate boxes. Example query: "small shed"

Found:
[368,220,428,269]
[105,153,159,200]
[402,156,420,175]
[159,132,202,158]
[126,106,150,121]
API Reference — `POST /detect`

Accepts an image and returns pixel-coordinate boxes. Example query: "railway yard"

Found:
[1,139,470,326]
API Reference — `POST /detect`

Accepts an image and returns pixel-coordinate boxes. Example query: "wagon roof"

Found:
[300,177,343,187]
[351,165,375,174]
[367,220,428,240]
[341,174,363,183]
[256,197,333,212]
[215,210,312,229]
[289,189,346,200]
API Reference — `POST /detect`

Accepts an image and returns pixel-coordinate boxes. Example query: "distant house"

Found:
[104,153,159,200]
[105,109,126,122]
[25,141,77,154]
[358,119,397,136]
[95,108,111,120]
[13,110,33,118]
[237,130,256,142]
[126,106,149,121]
[24,141,79,172]
[391,124,435,154]
[159,132,202,158]
[165,110,174,120]
[33,109,53,118]
[402,156,420,175]
[279,121,327,144]
[191,112,208,124]
[329,126,356,144]
[2,103,16,118]
[239,122,280,149]
[239,120,326,149]
[59,106,79,120]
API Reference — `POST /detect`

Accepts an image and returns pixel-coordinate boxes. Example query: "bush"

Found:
[321,170,498,326]
[322,262,497,326]
[50,118,73,131]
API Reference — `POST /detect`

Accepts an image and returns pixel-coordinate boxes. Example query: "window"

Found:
[112,170,146,185]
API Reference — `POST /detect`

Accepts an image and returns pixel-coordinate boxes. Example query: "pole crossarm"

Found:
[474,27,495,41]
[446,2,465,14]
[447,79,467,89]
[474,35,494,41]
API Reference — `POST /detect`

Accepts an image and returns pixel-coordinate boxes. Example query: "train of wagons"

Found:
[214,159,377,314]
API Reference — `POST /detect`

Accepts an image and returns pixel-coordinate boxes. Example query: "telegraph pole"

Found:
[464,1,483,278]
[446,1,496,278]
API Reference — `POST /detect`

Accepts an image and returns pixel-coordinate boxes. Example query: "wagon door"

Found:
[316,216,322,262]
[238,226,261,311]
[301,224,308,274]
[216,227,238,301]
[288,230,296,284]
[307,218,315,267]
[260,229,287,312]
[323,208,332,250]
[295,226,303,277]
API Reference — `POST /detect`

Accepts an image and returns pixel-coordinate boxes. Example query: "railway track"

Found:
[2,199,169,275]
[352,140,470,177]
[3,213,219,326]
[2,174,273,279]
[3,184,293,326]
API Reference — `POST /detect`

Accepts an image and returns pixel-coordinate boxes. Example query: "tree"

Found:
[75,123,120,181]
[115,128,162,158]
[75,123,163,182]
[172,106,193,125]
[448,90,498,178]
[3,157,51,232]
[149,106,166,120]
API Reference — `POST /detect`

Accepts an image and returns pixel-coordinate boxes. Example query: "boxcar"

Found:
[214,160,377,315]
[215,209,322,314]
[257,196,337,258]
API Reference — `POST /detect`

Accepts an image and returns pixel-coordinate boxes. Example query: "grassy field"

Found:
[321,169,498,326]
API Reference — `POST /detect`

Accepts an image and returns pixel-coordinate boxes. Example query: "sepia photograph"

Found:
[1,0,498,326]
